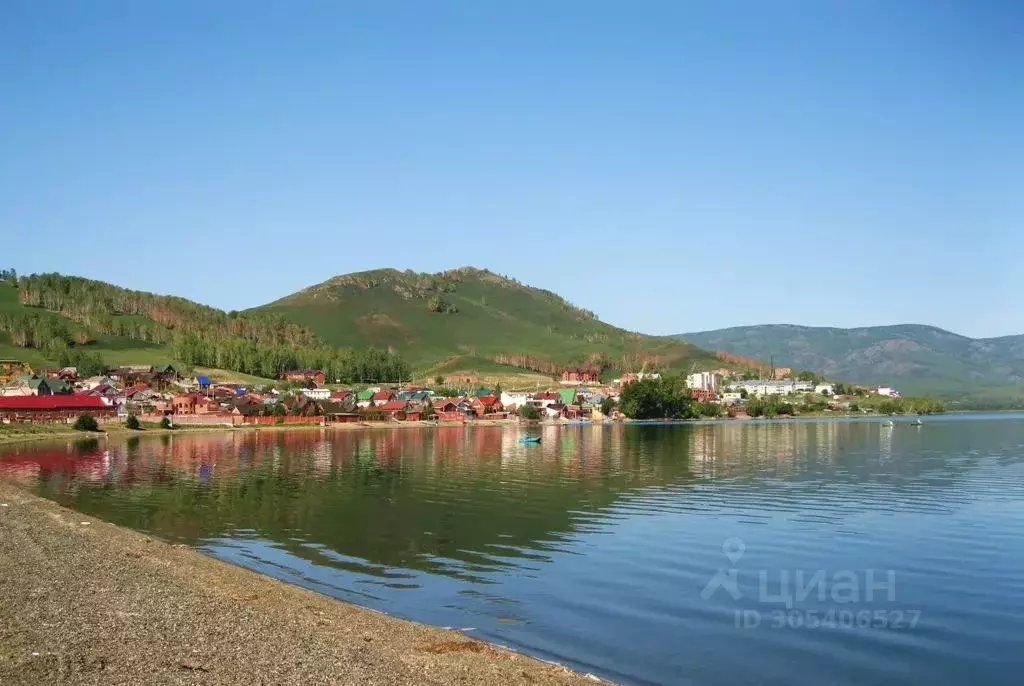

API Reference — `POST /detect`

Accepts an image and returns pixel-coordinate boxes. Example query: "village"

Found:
[0,357,908,426]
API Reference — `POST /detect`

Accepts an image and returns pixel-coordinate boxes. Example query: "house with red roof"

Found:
[0,395,115,422]
[470,395,503,416]
[82,383,118,399]
[123,384,148,399]
[364,399,409,420]
[371,390,395,405]
[435,400,463,421]
[194,396,220,414]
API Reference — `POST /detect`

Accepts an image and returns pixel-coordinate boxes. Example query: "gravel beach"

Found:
[0,480,596,685]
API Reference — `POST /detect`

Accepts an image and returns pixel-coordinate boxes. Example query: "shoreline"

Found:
[0,479,597,684]
[0,419,525,446]
[0,411,956,447]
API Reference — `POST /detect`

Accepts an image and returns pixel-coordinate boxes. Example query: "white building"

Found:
[876,387,901,397]
[500,391,531,410]
[686,371,720,392]
[301,387,332,401]
[733,380,810,397]
[814,383,836,395]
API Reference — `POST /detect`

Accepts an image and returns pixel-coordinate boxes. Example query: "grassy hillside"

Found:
[253,267,720,376]
[677,324,1024,397]
[0,280,271,384]
[1,269,721,383]
[0,280,171,365]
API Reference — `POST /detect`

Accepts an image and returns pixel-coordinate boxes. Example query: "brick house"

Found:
[280,370,326,386]
[561,368,599,384]
[691,388,717,403]
[172,394,201,415]
[194,396,220,414]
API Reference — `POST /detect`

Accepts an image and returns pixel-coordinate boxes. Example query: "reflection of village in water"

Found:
[0,419,1006,596]
[0,421,905,487]
[0,421,933,511]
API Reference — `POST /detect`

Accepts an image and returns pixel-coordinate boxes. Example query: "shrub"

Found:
[125,414,141,430]
[73,413,99,432]
[517,404,540,420]
[159,417,172,430]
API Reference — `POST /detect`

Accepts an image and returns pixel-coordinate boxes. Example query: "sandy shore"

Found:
[0,481,597,685]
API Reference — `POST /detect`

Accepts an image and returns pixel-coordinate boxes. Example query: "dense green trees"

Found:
[58,348,106,377]
[695,401,722,418]
[125,414,141,430]
[619,376,696,419]
[5,273,410,382]
[745,397,796,417]
[517,404,540,420]
[618,377,734,419]
[875,396,944,415]
[169,332,408,381]
[0,309,90,352]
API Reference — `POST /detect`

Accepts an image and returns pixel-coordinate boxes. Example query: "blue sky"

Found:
[1,1,1022,338]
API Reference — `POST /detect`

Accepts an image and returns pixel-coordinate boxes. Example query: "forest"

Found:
[2,272,409,382]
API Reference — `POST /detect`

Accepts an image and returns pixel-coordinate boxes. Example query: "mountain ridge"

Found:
[676,324,1024,396]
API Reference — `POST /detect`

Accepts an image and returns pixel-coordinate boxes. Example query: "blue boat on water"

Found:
[518,435,542,444]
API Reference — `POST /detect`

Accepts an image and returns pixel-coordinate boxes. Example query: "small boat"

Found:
[914,418,923,426]
[883,420,896,427]
[518,435,542,444]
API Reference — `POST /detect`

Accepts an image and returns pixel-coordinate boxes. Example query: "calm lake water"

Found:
[3,415,1024,685]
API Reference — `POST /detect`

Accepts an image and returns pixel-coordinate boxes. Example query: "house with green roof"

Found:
[556,388,577,406]
[19,374,71,396]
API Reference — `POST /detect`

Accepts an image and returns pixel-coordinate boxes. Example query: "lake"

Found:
[3,415,1024,685]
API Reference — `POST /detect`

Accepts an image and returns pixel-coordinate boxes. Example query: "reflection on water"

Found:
[3,416,1024,686]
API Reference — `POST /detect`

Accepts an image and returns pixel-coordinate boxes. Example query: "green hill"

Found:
[0,269,721,383]
[676,324,1024,398]
[252,267,719,377]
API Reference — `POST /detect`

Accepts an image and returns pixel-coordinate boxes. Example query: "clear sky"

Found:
[2,1,1022,338]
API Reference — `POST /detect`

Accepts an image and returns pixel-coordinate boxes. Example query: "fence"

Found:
[240,416,325,425]
[136,413,235,426]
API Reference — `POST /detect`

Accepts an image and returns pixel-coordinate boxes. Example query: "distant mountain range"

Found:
[676,324,1024,397]
[8,266,1024,399]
